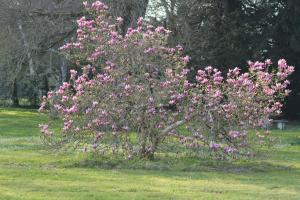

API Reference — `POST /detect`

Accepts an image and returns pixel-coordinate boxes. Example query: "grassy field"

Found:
[0,108,300,200]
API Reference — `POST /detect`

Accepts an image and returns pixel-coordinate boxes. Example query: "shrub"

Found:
[39,1,294,159]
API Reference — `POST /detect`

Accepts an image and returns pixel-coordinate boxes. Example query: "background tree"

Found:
[0,0,149,106]
[0,0,82,105]
[147,0,300,119]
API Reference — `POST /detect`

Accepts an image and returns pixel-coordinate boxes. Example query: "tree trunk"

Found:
[18,20,39,107]
[60,59,68,84]
[12,78,19,107]
[17,21,35,76]
[138,130,147,157]
[44,75,49,96]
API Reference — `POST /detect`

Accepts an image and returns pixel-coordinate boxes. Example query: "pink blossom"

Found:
[116,17,123,23]
[70,69,77,79]
[83,1,88,8]
[155,26,165,33]
[110,31,118,38]
[89,50,101,61]
[250,61,265,71]
[223,147,237,154]
[66,105,78,114]
[209,142,220,150]
[38,102,46,112]
[181,69,190,76]
[39,124,52,136]
[284,89,291,96]
[182,55,191,64]
[213,74,223,84]
[213,90,222,98]
[137,17,143,27]
[176,45,184,51]
[229,131,246,138]
[144,47,156,54]
[61,96,69,102]
[278,59,287,69]
[92,101,99,107]
[91,1,108,11]
[265,59,272,65]
[59,43,73,51]
[63,120,73,131]
[165,68,173,77]
[263,88,275,96]
[47,91,54,98]
[147,25,154,30]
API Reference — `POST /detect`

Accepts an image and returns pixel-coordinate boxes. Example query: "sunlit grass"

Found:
[0,107,300,200]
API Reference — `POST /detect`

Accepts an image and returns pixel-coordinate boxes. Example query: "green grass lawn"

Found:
[0,108,300,200]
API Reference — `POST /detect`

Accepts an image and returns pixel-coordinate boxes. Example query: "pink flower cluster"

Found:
[39,124,52,136]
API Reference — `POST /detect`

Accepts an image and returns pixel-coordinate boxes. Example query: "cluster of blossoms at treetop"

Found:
[39,1,294,159]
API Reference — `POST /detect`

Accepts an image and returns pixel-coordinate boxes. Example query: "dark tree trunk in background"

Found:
[44,75,50,96]
[12,79,19,107]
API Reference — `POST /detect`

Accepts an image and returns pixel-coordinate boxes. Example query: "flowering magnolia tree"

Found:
[39,1,294,159]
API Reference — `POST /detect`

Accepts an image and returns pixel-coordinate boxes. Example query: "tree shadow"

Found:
[65,153,298,174]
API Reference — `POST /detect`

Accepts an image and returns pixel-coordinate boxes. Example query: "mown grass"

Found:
[0,108,300,200]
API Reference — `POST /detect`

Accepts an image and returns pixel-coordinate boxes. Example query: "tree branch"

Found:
[29,10,84,18]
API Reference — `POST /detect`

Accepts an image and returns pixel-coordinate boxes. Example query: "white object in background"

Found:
[273,120,288,130]
[277,122,285,130]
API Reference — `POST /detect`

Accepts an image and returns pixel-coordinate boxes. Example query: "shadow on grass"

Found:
[65,153,296,174]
